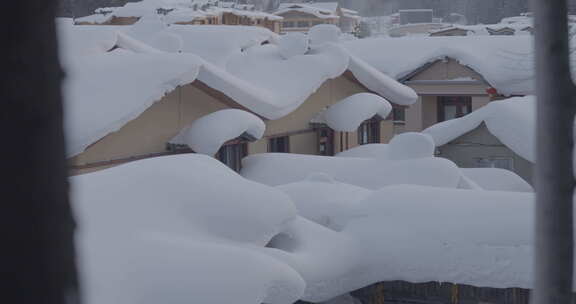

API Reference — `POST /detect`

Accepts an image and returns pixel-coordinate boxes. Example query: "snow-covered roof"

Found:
[275,3,339,19]
[170,109,265,155]
[72,154,305,304]
[423,96,537,162]
[60,21,416,156]
[72,140,544,303]
[344,35,534,96]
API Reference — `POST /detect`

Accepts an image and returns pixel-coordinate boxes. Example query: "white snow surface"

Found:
[275,3,339,19]
[461,168,534,192]
[72,154,304,304]
[324,93,392,132]
[423,96,536,162]
[344,36,534,96]
[241,153,462,190]
[63,51,202,157]
[336,132,434,161]
[309,24,342,47]
[170,109,265,156]
[276,173,371,231]
[278,32,310,59]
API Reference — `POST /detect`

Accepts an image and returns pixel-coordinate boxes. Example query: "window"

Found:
[392,107,406,123]
[283,21,295,28]
[312,21,324,26]
[437,96,472,122]
[476,157,514,171]
[269,136,290,153]
[297,21,310,28]
[217,143,248,172]
[358,118,381,145]
[317,127,335,156]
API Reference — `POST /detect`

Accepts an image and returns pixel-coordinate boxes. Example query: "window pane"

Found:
[443,105,458,120]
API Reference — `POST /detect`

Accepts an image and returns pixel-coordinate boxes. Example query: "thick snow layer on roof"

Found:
[344,36,534,96]
[336,133,435,160]
[241,153,462,189]
[424,96,537,162]
[309,24,342,46]
[58,19,118,58]
[72,155,304,304]
[336,143,390,158]
[277,173,371,231]
[275,3,339,19]
[336,185,536,296]
[167,25,278,65]
[324,93,392,132]
[461,168,533,192]
[171,109,265,155]
[225,43,349,119]
[278,32,309,59]
[63,51,202,157]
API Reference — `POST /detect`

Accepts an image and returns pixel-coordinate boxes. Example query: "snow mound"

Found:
[336,144,389,159]
[309,24,341,46]
[149,31,184,53]
[461,168,534,192]
[170,109,265,156]
[277,174,372,231]
[128,14,167,41]
[264,217,362,302]
[278,32,310,59]
[241,153,462,190]
[73,154,304,304]
[324,93,392,132]
[388,132,436,160]
[337,185,536,297]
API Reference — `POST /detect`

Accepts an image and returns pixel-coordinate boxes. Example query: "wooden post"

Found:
[1,2,80,304]
[531,0,576,303]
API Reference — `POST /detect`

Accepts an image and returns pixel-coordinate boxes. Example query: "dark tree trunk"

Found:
[1,2,80,304]
[531,0,576,303]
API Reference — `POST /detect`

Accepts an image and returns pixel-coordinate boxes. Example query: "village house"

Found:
[274,2,360,34]
[62,22,416,175]
[343,35,533,136]
[74,0,284,33]
[423,97,536,184]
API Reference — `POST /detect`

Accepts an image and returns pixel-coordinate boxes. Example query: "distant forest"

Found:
[61,0,576,24]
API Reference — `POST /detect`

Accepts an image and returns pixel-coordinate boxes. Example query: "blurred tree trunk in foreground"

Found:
[532,0,576,303]
[0,2,80,304]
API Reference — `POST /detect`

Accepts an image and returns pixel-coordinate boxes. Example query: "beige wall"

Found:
[73,74,392,174]
[403,58,493,132]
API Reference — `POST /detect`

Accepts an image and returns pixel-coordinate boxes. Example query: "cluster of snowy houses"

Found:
[58,6,565,303]
[75,0,361,34]
[64,9,538,185]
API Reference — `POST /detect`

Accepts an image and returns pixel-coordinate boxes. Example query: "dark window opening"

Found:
[269,136,290,153]
[217,143,248,172]
[358,118,381,145]
[317,127,335,156]
[437,96,472,122]
[392,107,406,123]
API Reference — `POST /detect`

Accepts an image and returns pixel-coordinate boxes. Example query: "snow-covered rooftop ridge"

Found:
[275,2,339,19]
[423,96,538,162]
[343,35,534,96]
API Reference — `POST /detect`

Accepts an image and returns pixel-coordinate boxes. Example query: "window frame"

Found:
[437,96,472,122]
[268,136,291,153]
[357,117,381,145]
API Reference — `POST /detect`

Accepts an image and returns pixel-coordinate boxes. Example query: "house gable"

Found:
[403,58,487,83]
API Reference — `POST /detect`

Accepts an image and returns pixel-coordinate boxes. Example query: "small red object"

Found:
[486,87,498,95]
